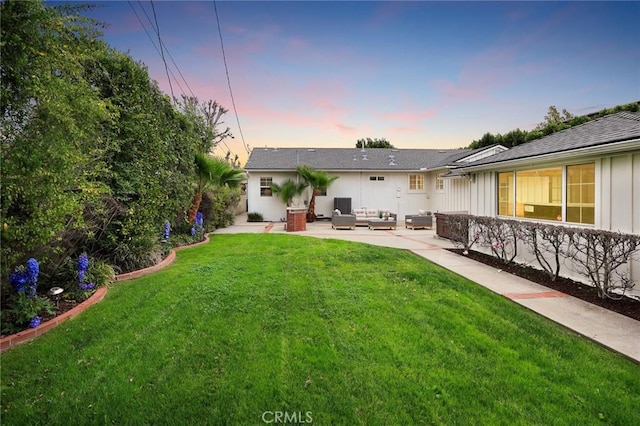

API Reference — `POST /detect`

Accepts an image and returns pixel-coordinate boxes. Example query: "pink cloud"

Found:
[335,123,357,135]
[379,109,438,126]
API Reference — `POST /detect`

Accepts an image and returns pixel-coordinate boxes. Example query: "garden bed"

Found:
[449,249,640,321]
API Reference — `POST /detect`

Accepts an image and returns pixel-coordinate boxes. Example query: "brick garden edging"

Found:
[1,287,107,353]
[0,233,212,353]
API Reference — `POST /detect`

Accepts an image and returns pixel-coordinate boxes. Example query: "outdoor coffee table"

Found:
[368,218,397,230]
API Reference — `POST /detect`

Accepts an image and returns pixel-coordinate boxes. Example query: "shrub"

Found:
[567,229,640,300]
[201,187,241,230]
[521,221,574,282]
[247,212,264,222]
[476,216,521,265]
[448,214,480,254]
[85,259,115,289]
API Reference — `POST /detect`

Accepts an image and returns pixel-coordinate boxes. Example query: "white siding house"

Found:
[244,146,504,222]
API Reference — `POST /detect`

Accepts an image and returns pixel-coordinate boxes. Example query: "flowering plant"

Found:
[164,221,171,240]
[9,258,39,297]
[80,282,95,291]
[4,258,54,331]
[9,267,28,293]
[29,316,41,328]
[76,253,97,297]
[78,252,89,284]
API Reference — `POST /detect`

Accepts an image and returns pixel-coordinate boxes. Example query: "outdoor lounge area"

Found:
[353,208,395,226]
[332,209,397,230]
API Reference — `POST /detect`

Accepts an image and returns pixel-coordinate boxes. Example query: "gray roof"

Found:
[461,112,640,168]
[245,147,471,171]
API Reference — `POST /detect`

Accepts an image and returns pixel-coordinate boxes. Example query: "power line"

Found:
[149,0,175,102]
[135,1,196,99]
[127,1,187,96]
[213,0,250,155]
[127,1,241,162]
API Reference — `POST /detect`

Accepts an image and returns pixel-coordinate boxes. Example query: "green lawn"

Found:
[1,234,639,425]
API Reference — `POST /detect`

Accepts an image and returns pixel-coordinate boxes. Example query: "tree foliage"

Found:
[1,0,110,273]
[270,180,308,208]
[187,154,245,224]
[355,138,395,149]
[467,102,639,150]
[295,165,339,222]
[1,1,243,279]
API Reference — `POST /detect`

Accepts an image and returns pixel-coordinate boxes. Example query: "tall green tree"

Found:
[356,138,395,149]
[187,154,245,223]
[295,165,339,222]
[81,45,202,271]
[1,0,110,273]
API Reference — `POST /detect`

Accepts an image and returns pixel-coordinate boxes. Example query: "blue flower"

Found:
[196,212,204,228]
[191,226,197,236]
[78,253,89,284]
[164,221,171,239]
[25,258,39,298]
[80,282,95,291]
[9,269,28,293]
[29,316,41,328]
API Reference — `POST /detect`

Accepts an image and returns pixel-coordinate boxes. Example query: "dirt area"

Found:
[448,249,640,322]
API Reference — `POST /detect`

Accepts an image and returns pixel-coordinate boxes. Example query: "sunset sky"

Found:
[69,0,639,164]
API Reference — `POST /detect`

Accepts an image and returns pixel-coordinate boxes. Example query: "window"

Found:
[516,167,562,221]
[498,172,513,216]
[435,174,444,191]
[497,163,595,224]
[566,163,595,224]
[260,177,273,196]
[409,174,424,191]
[369,176,385,181]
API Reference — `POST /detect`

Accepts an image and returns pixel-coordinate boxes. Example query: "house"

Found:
[457,111,640,291]
[244,145,506,221]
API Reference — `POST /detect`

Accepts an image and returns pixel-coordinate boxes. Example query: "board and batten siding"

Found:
[467,150,640,297]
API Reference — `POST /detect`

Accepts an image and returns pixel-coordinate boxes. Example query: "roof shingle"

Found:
[245,148,469,171]
[461,112,640,168]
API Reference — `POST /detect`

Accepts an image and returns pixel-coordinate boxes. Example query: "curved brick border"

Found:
[1,287,107,353]
[115,249,176,282]
[0,234,213,353]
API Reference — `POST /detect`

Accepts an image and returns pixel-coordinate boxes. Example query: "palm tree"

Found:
[187,153,245,223]
[270,179,308,208]
[296,165,339,222]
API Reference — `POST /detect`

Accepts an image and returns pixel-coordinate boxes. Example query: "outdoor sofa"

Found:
[353,208,394,226]
[405,211,433,230]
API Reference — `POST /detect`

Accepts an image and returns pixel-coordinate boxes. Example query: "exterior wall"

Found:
[436,177,470,213]
[468,171,496,217]
[467,150,640,298]
[317,171,428,219]
[247,170,436,221]
[246,172,300,222]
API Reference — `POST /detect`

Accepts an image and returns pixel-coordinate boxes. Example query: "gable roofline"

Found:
[458,112,640,171]
[460,138,640,171]
[244,147,472,172]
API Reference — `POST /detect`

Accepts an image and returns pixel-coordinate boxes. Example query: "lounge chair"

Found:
[405,212,433,230]
[331,212,356,230]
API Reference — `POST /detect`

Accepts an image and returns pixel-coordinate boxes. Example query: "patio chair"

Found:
[331,212,356,230]
[405,212,433,230]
